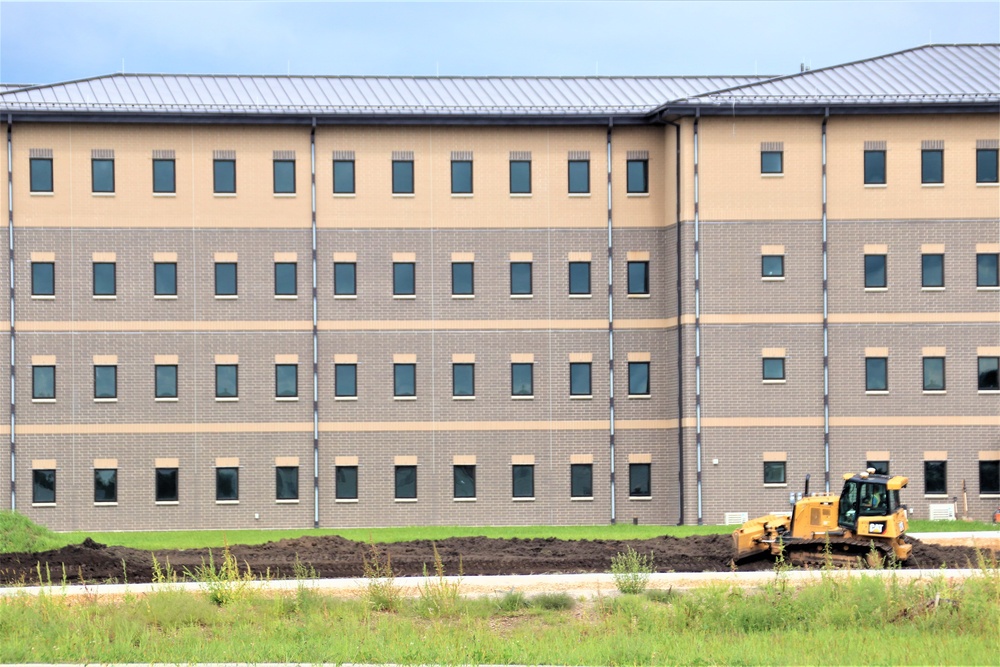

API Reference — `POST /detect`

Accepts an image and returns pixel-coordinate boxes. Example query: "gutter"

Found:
[663,118,684,525]
[693,109,703,525]
[821,108,831,493]
[607,118,616,524]
[6,116,14,511]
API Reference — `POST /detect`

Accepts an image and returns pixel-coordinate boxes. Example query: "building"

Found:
[0,44,997,532]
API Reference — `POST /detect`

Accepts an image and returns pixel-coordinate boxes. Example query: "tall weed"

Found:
[361,541,402,613]
[185,540,260,606]
[610,545,654,595]
[416,543,463,618]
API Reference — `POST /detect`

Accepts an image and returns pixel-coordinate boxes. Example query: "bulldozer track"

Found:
[784,537,895,568]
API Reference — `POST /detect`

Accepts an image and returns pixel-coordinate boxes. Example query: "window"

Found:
[154,262,177,296]
[395,465,417,499]
[336,466,358,500]
[92,262,116,297]
[865,358,888,392]
[32,469,55,504]
[216,467,238,501]
[921,149,943,184]
[570,464,592,498]
[273,160,295,194]
[215,364,238,398]
[31,262,54,296]
[276,466,299,500]
[393,262,415,296]
[924,461,946,495]
[979,357,999,391]
[510,262,532,296]
[92,158,114,193]
[453,363,475,397]
[568,159,590,194]
[454,465,475,499]
[511,363,533,397]
[762,358,785,382]
[275,262,297,296]
[392,160,414,194]
[863,150,886,184]
[628,361,650,395]
[977,148,999,184]
[153,159,175,194]
[629,463,651,498]
[626,159,648,193]
[569,261,591,295]
[451,160,473,194]
[762,255,784,278]
[155,468,178,502]
[215,262,237,296]
[923,357,945,391]
[214,159,236,193]
[763,461,786,484]
[510,160,531,194]
[155,365,178,399]
[333,160,355,194]
[94,469,117,503]
[394,363,416,397]
[867,460,890,476]
[761,151,783,174]
[94,365,117,399]
[627,261,649,295]
[32,366,55,400]
[864,254,886,288]
[30,158,53,192]
[921,254,944,288]
[570,362,592,396]
[452,262,474,296]
[512,464,534,498]
[980,460,1000,495]
[334,262,356,296]
[977,253,999,287]
[335,363,357,398]
[275,364,298,398]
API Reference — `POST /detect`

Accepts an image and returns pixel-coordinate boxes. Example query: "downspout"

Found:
[693,109,703,524]
[6,117,14,511]
[311,119,319,527]
[663,118,684,525]
[606,118,616,524]
[821,109,830,493]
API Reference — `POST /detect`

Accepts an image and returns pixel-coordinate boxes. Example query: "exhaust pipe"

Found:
[804,473,811,497]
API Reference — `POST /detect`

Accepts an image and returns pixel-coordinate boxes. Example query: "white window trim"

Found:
[920,183,945,188]
[154,397,179,402]
[216,499,240,505]
[275,396,300,402]
[510,294,534,299]
[921,287,946,292]
[394,498,418,503]
[977,286,1000,291]
[92,295,117,300]
[512,497,536,502]
[273,193,297,198]
[626,193,650,198]
[763,483,788,488]
[922,390,947,395]
[452,395,476,400]
[453,497,477,502]
[570,395,593,400]
[865,390,889,395]
[394,395,417,401]
[628,394,652,399]
[923,494,949,499]
[629,496,653,501]
[335,498,360,503]
[215,397,239,402]
[391,193,415,198]
[333,193,356,198]
[511,395,535,400]
[275,499,300,504]
[155,500,180,506]
[30,192,55,197]
[568,294,593,299]
[31,502,57,507]
[451,294,475,300]
[627,293,652,299]
[154,295,179,300]
[274,294,299,300]
[93,398,118,403]
[333,294,358,300]
[213,193,237,198]
[568,193,591,198]
[152,193,177,198]
[31,398,56,403]
[571,496,595,501]
[94,501,119,507]
[30,295,55,300]
[214,295,238,300]
[863,184,888,189]
[393,294,416,300]
[761,276,785,282]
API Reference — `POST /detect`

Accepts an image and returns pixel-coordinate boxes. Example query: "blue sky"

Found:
[1,1,997,83]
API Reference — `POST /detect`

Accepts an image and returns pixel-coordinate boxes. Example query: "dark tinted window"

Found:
[626,159,648,193]
[980,460,1000,495]
[864,255,886,288]
[392,160,413,194]
[155,262,177,296]
[864,150,886,184]
[334,262,356,296]
[762,358,785,381]
[867,460,890,475]
[215,364,238,398]
[394,364,416,397]
[94,365,117,399]
[30,158,53,192]
[629,463,651,497]
[275,262,296,296]
[94,469,117,502]
[761,151,783,174]
[334,160,355,194]
[510,262,532,295]
[275,364,298,398]
[453,363,475,397]
[924,460,946,495]
[32,366,55,399]
[393,262,415,296]
[627,261,649,295]
[395,465,417,499]
[569,262,591,295]
[762,255,784,278]
[977,149,999,183]
[921,254,944,288]
[155,468,178,502]
[568,160,590,194]
[512,464,534,498]
[214,159,236,193]
[923,357,945,391]
[155,364,178,398]
[452,262,474,296]
[921,150,943,184]
[763,461,786,484]
[215,263,237,296]
[31,262,54,296]
[510,160,531,194]
[866,357,888,392]
[979,357,999,391]
[33,469,56,503]
[451,160,473,194]
[336,466,358,499]
[570,464,592,497]
[453,465,475,498]
[276,466,299,500]
[628,361,650,395]
[93,262,116,296]
[570,362,591,396]
[273,160,295,194]
[153,159,175,193]
[216,467,238,501]
[512,363,533,396]
[92,159,114,193]
[335,364,357,397]
[977,254,999,287]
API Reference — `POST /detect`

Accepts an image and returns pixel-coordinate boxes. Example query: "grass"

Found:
[0,512,67,553]
[0,569,996,665]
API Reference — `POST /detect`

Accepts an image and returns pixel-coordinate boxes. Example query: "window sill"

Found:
[761,276,785,282]
[32,502,57,507]
[511,395,534,400]
[334,396,358,401]
[568,193,591,198]
[333,193,356,198]
[274,295,298,300]
[30,295,55,300]
[922,390,946,395]
[31,398,56,403]
[763,483,788,488]
[393,294,416,299]
[451,294,475,299]
[923,494,949,499]
[155,397,179,402]
[629,496,653,501]
[626,193,650,198]
[335,498,359,503]
[865,391,889,395]
[977,286,1000,291]
[155,500,179,506]
[91,192,116,197]
[510,294,533,299]
[30,191,55,197]
[215,295,238,300]
[334,295,358,300]
[213,193,237,198]
[921,287,945,291]
[451,193,473,199]
[976,182,1000,187]
[628,394,652,399]
[94,502,118,507]
[453,497,476,502]
[570,395,593,400]
[215,397,239,402]
[394,396,417,401]
[92,295,117,300]
[921,183,945,188]
[627,293,651,299]
[509,193,532,198]
[864,287,888,292]
[276,499,300,504]
[216,500,240,505]
[980,494,1000,499]
[392,193,415,198]
[571,496,594,501]
[863,184,887,189]
[513,497,535,502]
[760,173,784,178]
[568,294,592,299]
[275,396,300,402]
[394,498,418,503]
[152,192,177,197]
[453,395,476,400]
[978,390,1000,395]
[94,398,118,403]
[273,193,297,198]
[762,379,786,385]
[154,295,178,300]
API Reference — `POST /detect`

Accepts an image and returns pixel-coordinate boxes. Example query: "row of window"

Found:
[29,259,647,298]
[30,360,653,401]
[760,355,1000,393]
[27,155,630,197]
[30,462,652,505]
[857,147,999,185]
[861,252,999,289]
[764,459,1000,496]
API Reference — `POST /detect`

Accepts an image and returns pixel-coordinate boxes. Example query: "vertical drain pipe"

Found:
[665,119,684,525]
[606,118,616,524]
[821,109,830,493]
[310,119,320,527]
[693,110,703,524]
[6,118,14,510]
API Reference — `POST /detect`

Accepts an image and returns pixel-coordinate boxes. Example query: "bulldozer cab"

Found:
[838,476,893,530]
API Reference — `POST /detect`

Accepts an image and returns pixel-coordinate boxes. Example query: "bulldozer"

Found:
[733,470,912,567]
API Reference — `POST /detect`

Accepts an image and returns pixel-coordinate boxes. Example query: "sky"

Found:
[0,1,997,83]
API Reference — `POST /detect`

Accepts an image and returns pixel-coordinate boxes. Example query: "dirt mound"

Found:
[0,534,991,585]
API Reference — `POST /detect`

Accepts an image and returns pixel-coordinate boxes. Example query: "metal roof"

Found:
[680,44,1000,107]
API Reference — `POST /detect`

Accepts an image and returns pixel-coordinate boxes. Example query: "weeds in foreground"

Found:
[493,588,530,613]
[645,587,677,604]
[610,545,654,595]
[150,554,178,586]
[361,541,402,613]
[531,592,575,611]
[185,540,260,606]
[416,542,463,618]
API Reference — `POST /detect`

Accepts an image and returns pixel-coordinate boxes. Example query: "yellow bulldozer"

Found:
[733,470,912,567]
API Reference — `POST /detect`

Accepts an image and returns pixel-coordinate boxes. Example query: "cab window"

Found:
[838,480,858,528]
[859,482,888,517]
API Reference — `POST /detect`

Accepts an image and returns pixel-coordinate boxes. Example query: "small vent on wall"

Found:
[863,141,887,151]
[921,140,944,150]
[273,150,295,160]
[213,150,236,160]
[568,150,590,160]
[152,150,175,159]
[91,149,114,159]
[977,139,1000,149]
[509,151,531,161]
[723,512,749,525]
[29,148,53,158]
[626,150,649,160]
[392,150,414,161]
[333,150,355,160]
[928,504,956,521]
[761,142,783,152]
[451,150,473,161]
